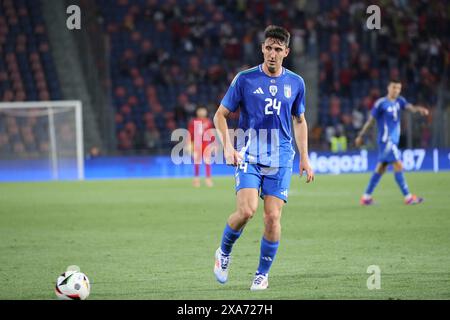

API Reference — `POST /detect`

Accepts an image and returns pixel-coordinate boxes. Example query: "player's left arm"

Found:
[293,114,314,183]
[405,103,429,116]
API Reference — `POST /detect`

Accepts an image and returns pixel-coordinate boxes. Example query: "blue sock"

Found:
[257,237,279,275]
[365,172,382,195]
[394,171,410,196]
[220,224,242,255]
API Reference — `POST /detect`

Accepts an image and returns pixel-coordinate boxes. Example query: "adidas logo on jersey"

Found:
[253,87,264,94]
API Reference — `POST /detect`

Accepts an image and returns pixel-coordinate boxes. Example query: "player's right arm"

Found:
[213,105,242,166]
[355,115,375,147]
[355,98,383,147]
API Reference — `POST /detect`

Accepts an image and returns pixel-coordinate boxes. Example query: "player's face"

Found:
[196,108,207,118]
[387,83,402,98]
[262,38,289,74]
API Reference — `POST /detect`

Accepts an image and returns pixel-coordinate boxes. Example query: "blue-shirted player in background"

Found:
[355,79,429,205]
[212,25,314,290]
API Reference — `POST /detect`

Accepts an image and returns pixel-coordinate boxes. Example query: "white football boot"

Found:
[214,247,231,284]
[250,272,269,291]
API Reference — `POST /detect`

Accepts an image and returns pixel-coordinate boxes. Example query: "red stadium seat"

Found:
[115,113,124,124]
[115,86,126,98]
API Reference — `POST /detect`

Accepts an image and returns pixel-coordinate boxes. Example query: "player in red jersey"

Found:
[188,106,215,187]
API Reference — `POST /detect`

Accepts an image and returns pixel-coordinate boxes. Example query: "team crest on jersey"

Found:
[284,84,291,98]
[269,85,277,96]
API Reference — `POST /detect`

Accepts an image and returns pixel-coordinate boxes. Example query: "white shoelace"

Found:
[253,274,266,285]
[220,254,230,270]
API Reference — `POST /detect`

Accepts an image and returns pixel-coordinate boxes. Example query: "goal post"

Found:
[0,100,84,181]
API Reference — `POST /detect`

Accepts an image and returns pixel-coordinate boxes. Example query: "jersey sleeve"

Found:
[220,73,243,112]
[370,98,383,119]
[291,77,306,117]
[397,96,409,110]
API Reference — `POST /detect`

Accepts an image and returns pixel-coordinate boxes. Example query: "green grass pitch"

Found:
[0,171,449,300]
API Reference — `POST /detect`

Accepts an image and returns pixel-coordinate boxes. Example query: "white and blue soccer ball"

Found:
[55,270,90,300]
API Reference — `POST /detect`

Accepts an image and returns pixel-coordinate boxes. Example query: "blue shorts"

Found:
[378,141,401,163]
[234,162,293,202]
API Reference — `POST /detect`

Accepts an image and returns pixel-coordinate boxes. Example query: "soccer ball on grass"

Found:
[55,270,90,300]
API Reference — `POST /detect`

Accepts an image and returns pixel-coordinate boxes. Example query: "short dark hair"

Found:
[389,78,402,84]
[264,25,290,47]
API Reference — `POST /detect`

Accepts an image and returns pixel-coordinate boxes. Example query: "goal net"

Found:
[0,101,84,181]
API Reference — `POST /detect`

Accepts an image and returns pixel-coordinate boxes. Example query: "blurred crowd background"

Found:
[1,0,449,159]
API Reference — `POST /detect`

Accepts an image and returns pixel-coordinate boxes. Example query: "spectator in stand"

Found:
[330,125,348,153]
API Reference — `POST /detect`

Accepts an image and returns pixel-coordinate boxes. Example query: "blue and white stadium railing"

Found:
[0,148,449,182]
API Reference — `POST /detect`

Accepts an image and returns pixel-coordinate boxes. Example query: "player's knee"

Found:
[238,204,257,221]
[377,163,387,174]
[393,162,403,171]
[263,210,281,228]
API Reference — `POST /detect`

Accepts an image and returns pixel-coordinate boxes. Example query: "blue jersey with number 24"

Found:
[221,64,306,168]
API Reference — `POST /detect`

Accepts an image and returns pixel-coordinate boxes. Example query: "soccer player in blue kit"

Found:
[212,25,314,290]
[355,79,429,205]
